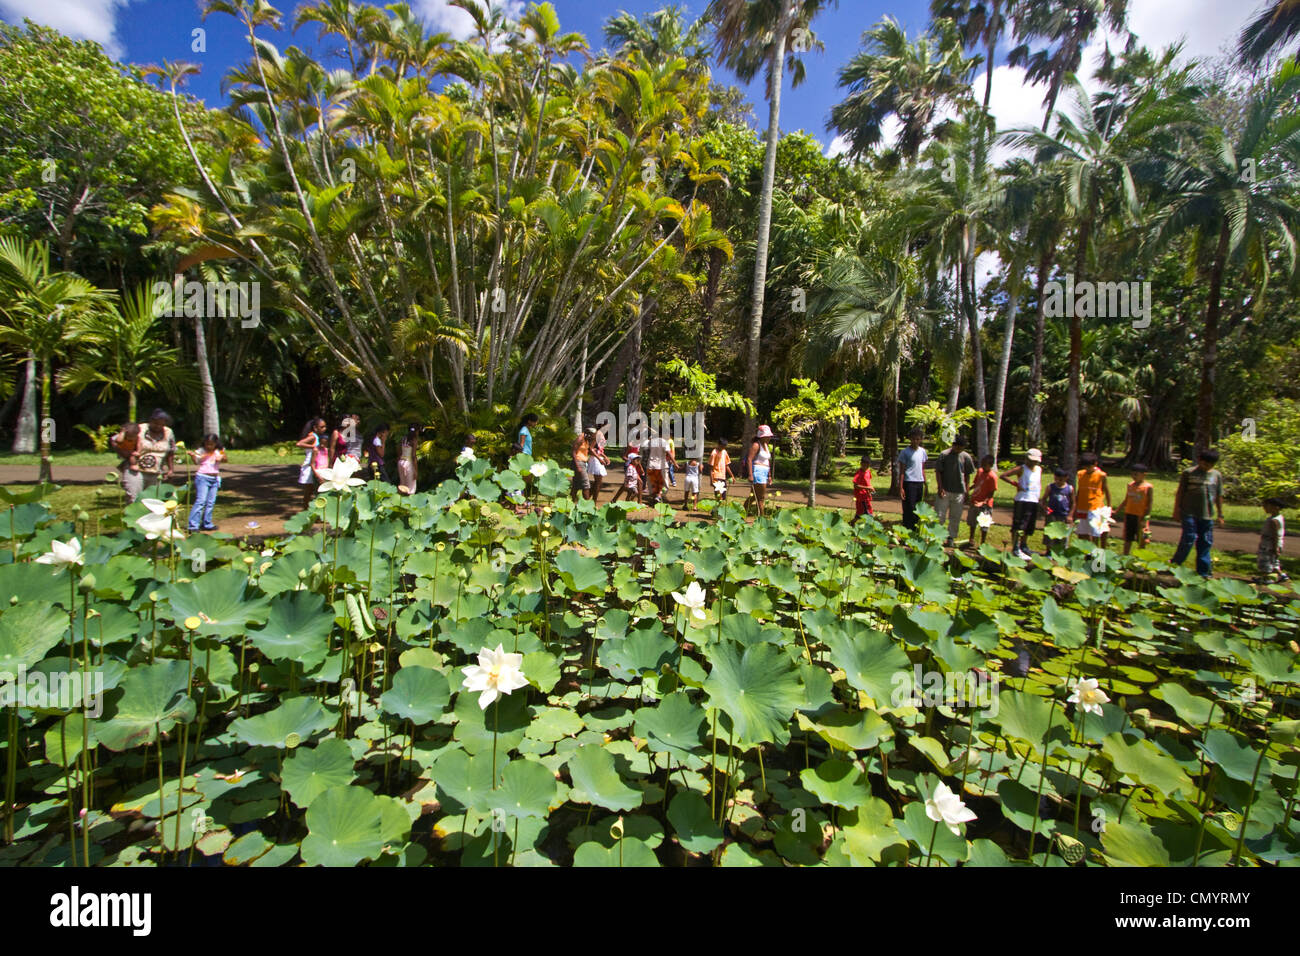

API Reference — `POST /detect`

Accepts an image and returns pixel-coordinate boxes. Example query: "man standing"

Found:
[642,427,675,506]
[1171,449,1225,578]
[935,435,974,546]
[896,427,928,531]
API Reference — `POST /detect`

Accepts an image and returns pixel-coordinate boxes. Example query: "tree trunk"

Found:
[1194,221,1232,455]
[128,389,138,426]
[12,354,37,454]
[573,339,588,434]
[193,313,220,438]
[1025,244,1054,446]
[699,247,724,366]
[946,270,966,414]
[742,0,793,450]
[38,359,52,482]
[884,363,900,496]
[961,234,990,457]
[989,266,1022,463]
[1063,209,1094,475]
[807,426,819,508]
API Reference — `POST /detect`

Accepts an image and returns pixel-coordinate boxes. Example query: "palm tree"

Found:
[1005,76,1194,472]
[829,16,976,162]
[930,0,1016,110]
[1008,0,1131,130]
[605,5,711,71]
[0,238,112,480]
[708,0,837,447]
[60,286,197,424]
[1145,67,1300,453]
[1238,0,1300,65]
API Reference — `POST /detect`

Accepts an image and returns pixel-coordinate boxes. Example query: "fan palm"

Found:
[1238,0,1300,65]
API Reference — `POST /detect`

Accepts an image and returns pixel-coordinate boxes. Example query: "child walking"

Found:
[965,454,998,547]
[851,455,874,524]
[1072,452,1113,548]
[610,452,643,505]
[1121,464,1154,555]
[682,456,701,510]
[709,438,733,500]
[1042,467,1075,554]
[1257,498,1288,583]
[296,417,327,508]
[187,434,227,532]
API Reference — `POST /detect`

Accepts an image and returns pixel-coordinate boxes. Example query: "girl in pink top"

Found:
[187,434,227,532]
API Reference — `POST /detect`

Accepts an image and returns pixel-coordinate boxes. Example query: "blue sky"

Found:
[0,0,1265,153]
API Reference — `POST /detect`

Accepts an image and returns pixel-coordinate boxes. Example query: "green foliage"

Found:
[904,402,990,443]
[1220,399,1300,502]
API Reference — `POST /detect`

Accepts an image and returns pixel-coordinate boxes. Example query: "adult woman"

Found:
[397,425,419,493]
[586,424,610,503]
[329,419,350,467]
[515,413,539,456]
[296,417,327,508]
[342,413,364,460]
[136,409,177,499]
[747,425,775,518]
[365,423,391,483]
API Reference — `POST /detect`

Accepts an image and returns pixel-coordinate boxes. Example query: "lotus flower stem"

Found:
[1026,697,1061,864]
[1231,744,1271,866]
[710,707,718,819]
[1191,765,1218,866]
[155,733,165,858]
[924,817,939,868]
[1281,762,1299,831]
[173,724,189,857]
[4,705,17,843]
[61,716,76,866]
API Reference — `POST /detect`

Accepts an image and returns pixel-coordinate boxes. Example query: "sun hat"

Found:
[756,425,774,439]
[627,452,639,460]
[1026,448,1043,463]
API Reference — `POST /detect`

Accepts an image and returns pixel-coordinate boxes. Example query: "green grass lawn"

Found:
[0,444,297,468]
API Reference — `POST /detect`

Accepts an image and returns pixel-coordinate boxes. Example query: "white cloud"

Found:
[825,133,850,159]
[0,0,138,58]
[412,0,525,42]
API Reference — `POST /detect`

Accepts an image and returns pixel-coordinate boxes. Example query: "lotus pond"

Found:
[1,454,1298,868]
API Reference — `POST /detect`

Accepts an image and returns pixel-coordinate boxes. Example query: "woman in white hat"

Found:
[747,425,775,517]
[999,448,1044,559]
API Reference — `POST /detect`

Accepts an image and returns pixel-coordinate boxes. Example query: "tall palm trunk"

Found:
[1064,210,1094,475]
[1194,221,1232,455]
[946,270,966,414]
[807,426,820,508]
[193,314,220,438]
[743,0,794,448]
[38,358,52,482]
[1025,244,1055,446]
[884,362,900,496]
[961,230,990,456]
[12,354,36,454]
[989,266,1023,461]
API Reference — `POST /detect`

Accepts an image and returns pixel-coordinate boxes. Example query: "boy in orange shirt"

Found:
[851,454,874,523]
[709,438,733,501]
[965,454,998,547]
[1121,463,1154,555]
[1072,452,1113,547]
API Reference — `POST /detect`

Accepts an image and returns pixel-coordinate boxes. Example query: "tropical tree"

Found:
[1238,0,1300,66]
[0,238,111,478]
[59,285,196,424]
[829,16,977,163]
[1144,64,1300,453]
[771,377,863,507]
[707,0,837,447]
[930,0,1016,110]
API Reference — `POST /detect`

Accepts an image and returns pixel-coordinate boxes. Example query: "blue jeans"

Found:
[1172,516,1214,576]
[189,474,220,531]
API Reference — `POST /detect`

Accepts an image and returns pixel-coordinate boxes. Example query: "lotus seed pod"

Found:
[610,816,625,840]
[284,732,301,749]
[682,562,696,577]
[184,616,201,630]
[436,542,446,552]
[243,555,255,565]
[8,595,16,605]
[77,573,97,593]
[149,591,160,602]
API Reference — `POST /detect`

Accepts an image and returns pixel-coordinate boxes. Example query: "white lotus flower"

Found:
[672,581,708,622]
[1088,506,1114,536]
[461,643,529,709]
[135,511,185,541]
[1067,677,1110,717]
[316,457,366,493]
[977,512,994,529]
[530,463,548,478]
[457,448,476,464]
[35,538,83,567]
[713,480,726,494]
[925,781,977,835]
[141,497,178,516]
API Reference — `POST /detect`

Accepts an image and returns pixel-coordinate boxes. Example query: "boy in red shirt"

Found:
[965,454,998,547]
[851,454,874,523]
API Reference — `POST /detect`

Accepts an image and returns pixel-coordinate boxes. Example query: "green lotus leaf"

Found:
[795,706,892,753]
[634,692,706,756]
[1199,729,1266,783]
[600,625,676,682]
[800,758,871,810]
[996,778,1053,837]
[452,688,529,755]
[821,627,909,704]
[702,640,803,747]
[432,748,494,813]
[527,706,584,743]
[1040,597,1086,648]
[666,791,723,854]
[229,696,333,749]
[565,744,643,812]
[0,601,68,672]
[281,738,357,809]
[573,837,659,867]
[300,786,385,866]
[838,796,906,865]
[1099,820,1173,866]
[1100,733,1194,797]
[521,650,560,693]
[553,549,607,595]
[94,660,195,752]
[1155,682,1216,728]
[488,757,559,820]
[248,590,333,671]
[163,568,270,636]
[381,666,451,725]
[992,690,1059,753]
[258,549,324,595]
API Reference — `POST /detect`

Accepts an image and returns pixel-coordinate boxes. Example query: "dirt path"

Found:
[2,462,1265,555]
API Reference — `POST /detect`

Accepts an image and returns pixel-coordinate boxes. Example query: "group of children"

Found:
[608,436,736,509]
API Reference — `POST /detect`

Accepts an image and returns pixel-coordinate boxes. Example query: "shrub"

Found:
[1219,398,1300,502]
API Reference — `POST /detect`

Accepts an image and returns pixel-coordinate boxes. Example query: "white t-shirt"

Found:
[1015,465,1043,503]
[897,446,927,482]
[644,436,669,471]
